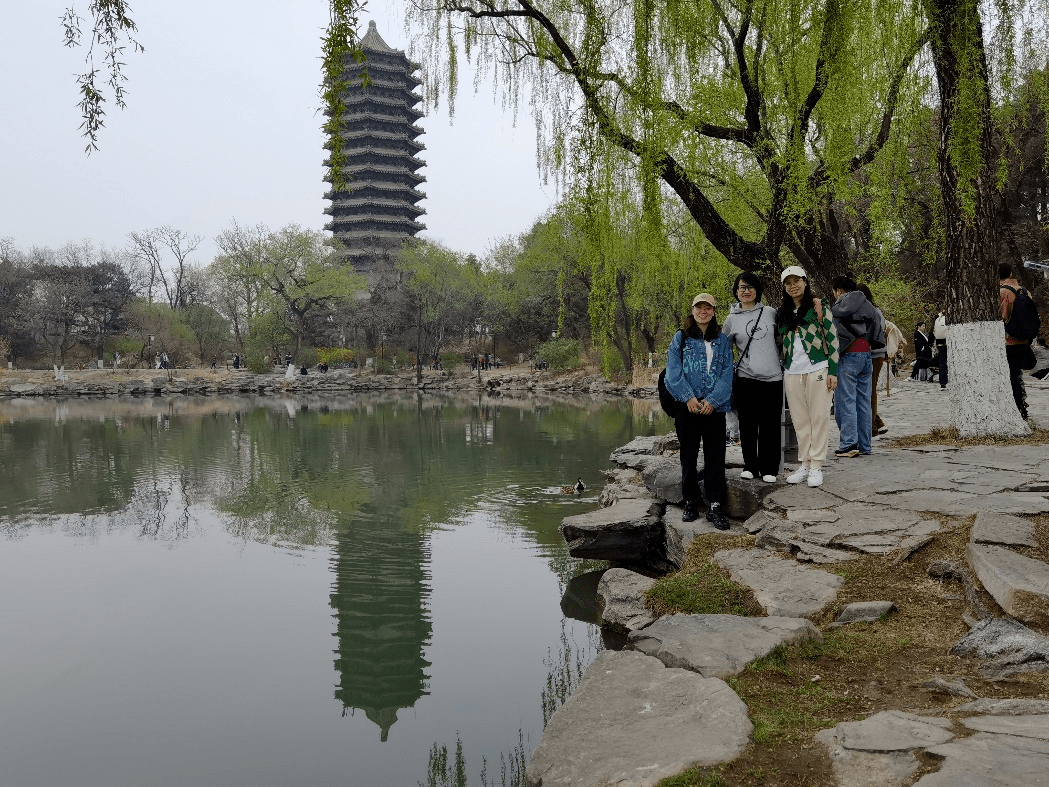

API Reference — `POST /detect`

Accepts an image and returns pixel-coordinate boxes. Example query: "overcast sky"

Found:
[1,1,555,264]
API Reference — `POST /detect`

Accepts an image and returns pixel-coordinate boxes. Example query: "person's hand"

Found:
[827,374,838,391]
[699,399,714,414]
[687,397,701,414]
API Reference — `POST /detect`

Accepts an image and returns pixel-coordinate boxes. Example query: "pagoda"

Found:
[324,21,426,272]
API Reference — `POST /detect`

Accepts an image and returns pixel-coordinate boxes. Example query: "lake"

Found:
[0,393,666,787]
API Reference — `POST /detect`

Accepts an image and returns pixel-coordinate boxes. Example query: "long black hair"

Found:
[775,278,816,333]
[684,308,721,341]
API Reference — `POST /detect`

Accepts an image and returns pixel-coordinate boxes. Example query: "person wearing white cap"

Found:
[775,267,839,488]
[664,292,734,529]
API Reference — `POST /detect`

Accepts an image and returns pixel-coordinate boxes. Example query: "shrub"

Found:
[536,338,583,371]
[245,351,269,374]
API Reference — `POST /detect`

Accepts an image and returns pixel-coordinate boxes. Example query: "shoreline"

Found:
[0,367,659,401]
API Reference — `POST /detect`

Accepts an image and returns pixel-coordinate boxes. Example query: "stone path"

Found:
[532,375,1049,786]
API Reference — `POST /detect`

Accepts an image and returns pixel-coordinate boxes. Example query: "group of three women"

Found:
[664,266,838,529]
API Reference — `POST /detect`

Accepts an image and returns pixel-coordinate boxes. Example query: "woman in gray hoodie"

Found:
[722,271,784,482]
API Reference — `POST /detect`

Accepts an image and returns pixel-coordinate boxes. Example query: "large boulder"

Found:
[525,650,752,787]
[560,499,676,572]
[629,613,820,678]
[642,456,685,503]
[596,568,658,632]
[967,544,1049,627]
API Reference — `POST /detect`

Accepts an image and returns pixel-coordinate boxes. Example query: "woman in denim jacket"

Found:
[665,293,734,529]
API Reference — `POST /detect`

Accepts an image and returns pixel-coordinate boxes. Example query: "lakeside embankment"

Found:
[0,366,659,400]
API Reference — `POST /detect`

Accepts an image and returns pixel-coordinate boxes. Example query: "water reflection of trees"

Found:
[0,394,649,743]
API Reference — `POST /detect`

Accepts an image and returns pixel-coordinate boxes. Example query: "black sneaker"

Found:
[682,503,700,522]
[834,445,860,458]
[706,503,730,531]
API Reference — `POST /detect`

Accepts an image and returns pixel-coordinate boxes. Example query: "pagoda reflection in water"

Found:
[330,521,432,742]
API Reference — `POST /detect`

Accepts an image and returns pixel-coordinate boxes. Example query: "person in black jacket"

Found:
[909,321,935,381]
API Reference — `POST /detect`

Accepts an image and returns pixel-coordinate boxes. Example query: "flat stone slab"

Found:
[744,509,781,534]
[971,511,1038,547]
[664,506,747,546]
[763,485,843,512]
[968,544,1049,626]
[962,714,1049,740]
[712,548,844,619]
[915,731,1049,785]
[815,711,952,787]
[525,650,752,787]
[951,617,1049,678]
[831,710,954,751]
[560,498,670,569]
[954,698,1049,716]
[628,613,820,678]
[786,508,840,523]
[596,568,657,632]
[829,601,896,628]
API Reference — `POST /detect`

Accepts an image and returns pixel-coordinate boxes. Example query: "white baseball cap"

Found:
[780,265,808,283]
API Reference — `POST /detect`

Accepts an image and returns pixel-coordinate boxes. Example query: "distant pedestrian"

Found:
[664,293,733,529]
[211,356,217,370]
[999,264,1037,422]
[722,271,782,483]
[233,353,240,370]
[933,309,948,389]
[161,352,169,370]
[776,266,839,488]
[910,322,934,381]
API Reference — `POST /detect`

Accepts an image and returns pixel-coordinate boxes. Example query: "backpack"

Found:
[1002,285,1042,342]
[657,331,685,417]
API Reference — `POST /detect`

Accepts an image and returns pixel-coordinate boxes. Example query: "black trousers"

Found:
[1006,343,1031,419]
[936,341,948,387]
[910,355,935,379]
[674,410,727,506]
[733,376,783,477]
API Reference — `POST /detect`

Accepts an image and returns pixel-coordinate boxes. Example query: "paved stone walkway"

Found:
[534,372,1049,787]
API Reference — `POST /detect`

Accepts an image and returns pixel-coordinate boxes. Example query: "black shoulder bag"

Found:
[731,307,763,409]
[657,331,686,418]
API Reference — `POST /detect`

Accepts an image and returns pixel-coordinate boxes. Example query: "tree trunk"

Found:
[924,0,1029,435]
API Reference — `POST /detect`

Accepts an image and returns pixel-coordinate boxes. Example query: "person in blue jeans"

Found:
[665,293,734,529]
[829,276,878,457]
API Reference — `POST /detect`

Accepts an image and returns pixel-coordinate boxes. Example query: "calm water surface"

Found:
[0,393,666,787]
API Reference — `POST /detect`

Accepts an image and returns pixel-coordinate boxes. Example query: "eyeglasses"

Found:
[737,285,755,293]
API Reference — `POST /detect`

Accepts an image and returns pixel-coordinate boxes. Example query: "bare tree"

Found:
[126,226,202,309]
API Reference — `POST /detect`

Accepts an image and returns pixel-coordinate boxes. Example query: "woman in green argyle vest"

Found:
[775,267,840,488]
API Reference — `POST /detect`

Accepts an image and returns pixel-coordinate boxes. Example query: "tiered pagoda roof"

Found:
[324,21,426,272]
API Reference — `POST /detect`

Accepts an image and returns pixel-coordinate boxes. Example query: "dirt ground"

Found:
[655,515,1049,787]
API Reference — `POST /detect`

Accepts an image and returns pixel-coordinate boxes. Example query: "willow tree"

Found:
[61,0,364,190]
[408,1,928,296]
[920,0,1047,435]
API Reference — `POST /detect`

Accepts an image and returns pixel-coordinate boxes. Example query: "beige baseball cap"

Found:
[691,293,717,309]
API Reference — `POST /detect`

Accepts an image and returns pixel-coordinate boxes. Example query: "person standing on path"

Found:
[830,275,878,458]
[664,293,734,529]
[858,284,889,436]
[723,271,783,483]
[933,309,948,389]
[910,321,935,381]
[999,263,1037,423]
[776,267,838,488]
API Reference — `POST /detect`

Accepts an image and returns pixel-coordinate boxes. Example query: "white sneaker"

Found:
[762,474,777,483]
[786,467,809,484]
[807,468,824,487]
[740,470,755,480]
